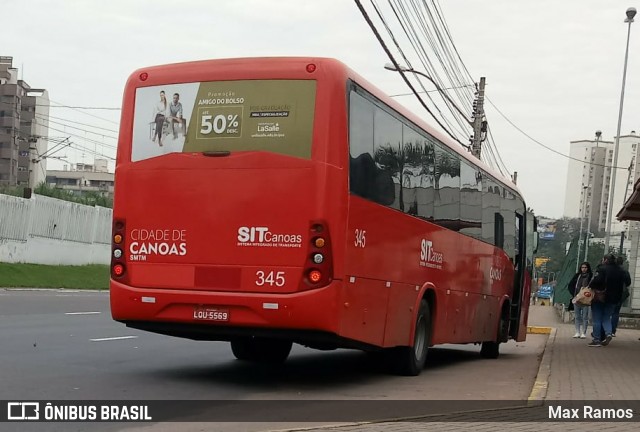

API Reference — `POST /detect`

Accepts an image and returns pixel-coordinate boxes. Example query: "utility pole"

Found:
[576,185,588,272]
[471,77,486,159]
[584,130,601,262]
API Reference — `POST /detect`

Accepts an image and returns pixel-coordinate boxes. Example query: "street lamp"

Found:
[604,7,636,252]
[384,63,471,123]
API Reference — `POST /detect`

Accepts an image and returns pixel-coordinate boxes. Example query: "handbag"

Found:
[574,286,594,306]
[593,289,606,303]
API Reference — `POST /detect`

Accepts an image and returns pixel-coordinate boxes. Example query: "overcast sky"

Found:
[5,0,640,218]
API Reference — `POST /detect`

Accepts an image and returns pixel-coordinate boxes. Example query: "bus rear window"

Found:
[131,80,316,162]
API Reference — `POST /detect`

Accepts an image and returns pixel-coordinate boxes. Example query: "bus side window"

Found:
[349,153,395,205]
[350,153,374,200]
[373,165,395,206]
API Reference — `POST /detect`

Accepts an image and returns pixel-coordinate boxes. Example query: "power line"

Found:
[0,99,120,128]
[42,124,116,159]
[385,0,472,140]
[34,114,118,140]
[372,0,466,139]
[49,99,120,125]
[23,104,120,110]
[36,113,119,133]
[485,96,627,170]
[356,0,470,148]
[394,0,476,121]
[389,83,474,97]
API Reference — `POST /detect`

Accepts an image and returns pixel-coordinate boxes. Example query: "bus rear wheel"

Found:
[394,300,430,376]
[230,337,293,364]
[480,315,507,359]
[480,340,499,359]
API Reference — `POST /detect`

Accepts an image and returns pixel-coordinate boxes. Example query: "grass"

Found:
[0,263,110,290]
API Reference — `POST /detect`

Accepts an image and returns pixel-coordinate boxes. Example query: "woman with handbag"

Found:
[568,262,593,338]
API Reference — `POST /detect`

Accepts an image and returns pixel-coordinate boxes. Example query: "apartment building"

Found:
[564,131,640,312]
[564,131,640,237]
[0,56,49,188]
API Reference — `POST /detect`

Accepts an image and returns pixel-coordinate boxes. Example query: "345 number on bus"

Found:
[255,271,285,287]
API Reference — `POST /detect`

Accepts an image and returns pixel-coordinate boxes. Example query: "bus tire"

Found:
[230,337,292,364]
[480,340,499,359]
[258,339,293,364]
[395,300,430,376]
[480,315,507,359]
[230,337,258,361]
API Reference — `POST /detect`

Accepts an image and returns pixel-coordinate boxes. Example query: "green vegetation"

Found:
[0,263,110,290]
[534,216,624,306]
[0,182,112,208]
[0,184,24,198]
[535,217,609,278]
[34,183,113,208]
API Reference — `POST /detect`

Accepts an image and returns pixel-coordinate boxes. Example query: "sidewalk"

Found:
[531,305,640,401]
[267,305,640,431]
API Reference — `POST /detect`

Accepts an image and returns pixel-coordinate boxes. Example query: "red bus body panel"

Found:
[110,57,528,351]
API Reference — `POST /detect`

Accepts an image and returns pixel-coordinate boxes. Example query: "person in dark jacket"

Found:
[588,254,628,347]
[611,256,632,336]
[567,261,593,338]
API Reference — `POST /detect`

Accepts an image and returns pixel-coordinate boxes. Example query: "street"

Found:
[0,289,547,432]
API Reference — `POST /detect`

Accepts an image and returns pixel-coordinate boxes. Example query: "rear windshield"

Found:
[131,80,316,162]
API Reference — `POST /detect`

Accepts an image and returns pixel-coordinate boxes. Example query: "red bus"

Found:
[110,57,536,376]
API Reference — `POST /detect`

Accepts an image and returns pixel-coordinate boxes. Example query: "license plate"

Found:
[193,307,229,321]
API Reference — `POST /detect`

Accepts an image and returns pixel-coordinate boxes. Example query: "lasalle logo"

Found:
[420,239,443,270]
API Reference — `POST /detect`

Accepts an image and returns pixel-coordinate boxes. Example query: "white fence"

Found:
[0,194,112,265]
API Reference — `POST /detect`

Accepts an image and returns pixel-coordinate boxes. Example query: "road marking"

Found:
[90,336,138,342]
[65,312,101,315]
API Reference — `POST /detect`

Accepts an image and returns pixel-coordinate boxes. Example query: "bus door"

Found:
[509,211,528,341]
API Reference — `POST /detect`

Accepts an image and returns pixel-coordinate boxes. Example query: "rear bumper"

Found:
[110,279,343,342]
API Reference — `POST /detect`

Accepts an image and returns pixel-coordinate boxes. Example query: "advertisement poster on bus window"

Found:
[131,80,316,162]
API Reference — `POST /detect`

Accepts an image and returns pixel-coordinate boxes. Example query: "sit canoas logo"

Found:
[420,239,443,269]
[237,226,302,248]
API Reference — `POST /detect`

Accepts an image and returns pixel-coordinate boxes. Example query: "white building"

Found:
[564,131,640,238]
[45,158,114,198]
[565,131,640,312]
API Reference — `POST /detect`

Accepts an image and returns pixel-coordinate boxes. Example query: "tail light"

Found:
[303,221,333,288]
[111,219,127,281]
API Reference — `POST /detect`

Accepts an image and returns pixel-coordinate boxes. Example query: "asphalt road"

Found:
[0,289,547,432]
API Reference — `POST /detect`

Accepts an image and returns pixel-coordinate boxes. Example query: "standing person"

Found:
[152,91,169,147]
[568,262,593,338]
[588,254,627,347]
[611,256,632,336]
[167,93,187,139]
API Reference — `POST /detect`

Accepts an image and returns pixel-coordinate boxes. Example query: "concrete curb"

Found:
[527,327,556,402]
